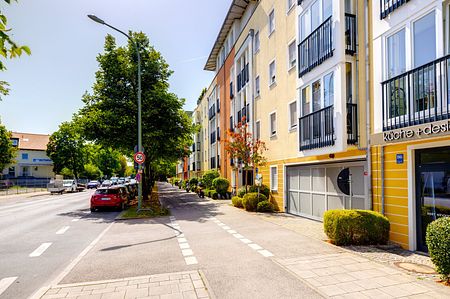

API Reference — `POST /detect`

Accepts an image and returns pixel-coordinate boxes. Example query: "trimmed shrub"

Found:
[210,190,218,200]
[249,184,270,198]
[257,201,274,213]
[212,177,230,195]
[181,180,186,189]
[204,189,210,197]
[426,217,450,281]
[237,186,247,198]
[189,177,199,186]
[323,210,390,246]
[201,170,220,189]
[243,193,267,212]
[232,196,244,208]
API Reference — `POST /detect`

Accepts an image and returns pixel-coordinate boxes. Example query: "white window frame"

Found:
[270,166,278,191]
[255,120,261,140]
[287,39,297,71]
[287,0,295,14]
[255,75,260,97]
[268,8,275,36]
[269,111,277,137]
[254,31,260,53]
[288,99,298,131]
[269,59,276,86]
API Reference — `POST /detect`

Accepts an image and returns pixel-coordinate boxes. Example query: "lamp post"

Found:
[88,15,143,210]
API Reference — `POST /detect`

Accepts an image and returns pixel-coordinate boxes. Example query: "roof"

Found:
[11,132,50,151]
[204,0,251,71]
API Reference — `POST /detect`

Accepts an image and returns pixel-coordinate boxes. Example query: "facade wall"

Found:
[2,149,54,178]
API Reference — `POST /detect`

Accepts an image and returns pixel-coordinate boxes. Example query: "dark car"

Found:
[87,180,100,189]
[90,187,128,212]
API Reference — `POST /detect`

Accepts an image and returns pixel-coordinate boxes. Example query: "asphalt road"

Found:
[0,190,119,299]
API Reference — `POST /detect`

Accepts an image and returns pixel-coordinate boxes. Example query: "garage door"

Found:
[286,163,367,220]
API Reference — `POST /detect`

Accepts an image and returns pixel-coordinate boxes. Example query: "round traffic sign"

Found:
[134,152,146,164]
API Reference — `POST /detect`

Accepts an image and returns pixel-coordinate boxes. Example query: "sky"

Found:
[0,0,230,134]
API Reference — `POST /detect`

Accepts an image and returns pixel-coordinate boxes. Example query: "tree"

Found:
[0,122,15,174]
[46,122,86,179]
[0,0,31,98]
[82,163,102,180]
[224,117,267,190]
[96,148,121,178]
[76,33,196,198]
[197,87,207,105]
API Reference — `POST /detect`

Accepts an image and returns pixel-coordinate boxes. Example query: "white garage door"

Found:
[286,162,367,220]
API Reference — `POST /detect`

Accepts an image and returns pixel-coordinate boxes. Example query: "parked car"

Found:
[110,177,119,185]
[90,187,128,212]
[118,177,125,184]
[63,179,77,192]
[101,180,112,187]
[87,180,100,189]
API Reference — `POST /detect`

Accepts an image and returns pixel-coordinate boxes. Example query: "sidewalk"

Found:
[0,190,49,200]
[41,271,210,299]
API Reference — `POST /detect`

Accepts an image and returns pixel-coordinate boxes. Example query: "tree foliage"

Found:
[96,147,121,177]
[0,122,15,173]
[0,0,31,98]
[46,122,86,179]
[76,33,196,197]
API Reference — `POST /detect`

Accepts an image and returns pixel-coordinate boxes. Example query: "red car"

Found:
[90,187,128,212]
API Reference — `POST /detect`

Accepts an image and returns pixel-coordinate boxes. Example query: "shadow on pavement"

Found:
[57,208,119,223]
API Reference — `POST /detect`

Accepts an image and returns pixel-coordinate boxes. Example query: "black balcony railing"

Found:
[216,99,220,113]
[381,54,450,131]
[210,131,216,144]
[347,103,358,145]
[217,155,220,168]
[230,116,234,132]
[237,63,250,92]
[230,82,234,99]
[380,0,410,19]
[298,16,333,77]
[237,110,242,123]
[209,104,216,120]
[210,157,216,169]
[345,13,356,55]
[217,127,220,141]
[299,105,335,151]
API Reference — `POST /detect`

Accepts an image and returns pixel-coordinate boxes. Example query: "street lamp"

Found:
[88,14,143,210]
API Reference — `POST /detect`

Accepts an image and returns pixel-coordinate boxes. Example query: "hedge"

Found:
[257,201,274,213]
[201,170,220,189]
[426,217,450,281]
[323,210,390,246]
[249,184,270,198]
[189,177,199,186]
[232,196,243,208]
[242,193,267,212]
[210,190,218,200]
[212,177,230,195]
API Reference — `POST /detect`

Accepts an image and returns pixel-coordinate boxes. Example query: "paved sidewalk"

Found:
[41,271,210,299]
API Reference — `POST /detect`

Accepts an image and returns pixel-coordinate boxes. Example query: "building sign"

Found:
[396,154,404,164]
[32,158,53,164]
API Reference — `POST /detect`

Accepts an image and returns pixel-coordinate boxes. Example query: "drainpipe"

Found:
[367,0,373,211]
[381,145,385,215]
[249,29,256,182]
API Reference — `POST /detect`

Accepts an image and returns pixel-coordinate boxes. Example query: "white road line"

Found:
[227,230,237,234]
[185,256,198,265]
[71,218,81,222]
[232,233,244,239]
[178,238,187,243]
[222,226,231,230]
[181,249,194,256]
[240,238,252,244]
[179,243,190,249]
[258,250,274,257]
[217,223,225,226]
[29,243,52,257]
[56,226,70,235]
[248,243,263,250]
[0,277,18,296]
[170,219,199,265]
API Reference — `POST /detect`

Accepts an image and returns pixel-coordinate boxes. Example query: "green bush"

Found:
[210,190,218,200]
[249,184,270,198]
[181,180,186,189]
[426,217,450,281]
[201,170,220,189]
[257,201,274,213]
[237,186,247,198]
[212,177,230,194]
[189,177,199,186]
[204,189,210,197]
[232,196,244,208]
[323,210,390,246]
[243,193,267,212]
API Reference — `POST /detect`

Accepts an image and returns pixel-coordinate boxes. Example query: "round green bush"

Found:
[242,193,267,212]
[232,196,243,208]
[249,184,270,198]
[237,186,247,198]
[257,201,274,213]
[201,170,220,189]
[189,177,199,186]
[426,217,450,281]
[212,177,230,195]
[323,210,390,246]
[210,190,218,200]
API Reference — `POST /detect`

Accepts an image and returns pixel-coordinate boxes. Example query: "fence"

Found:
[0,178,51,196]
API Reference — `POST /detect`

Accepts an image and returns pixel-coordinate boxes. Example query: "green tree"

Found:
[96,147,121,178]
[0,122,15,174]
[0,0,31,98]
[82,163,102,180]
[46,122,85,179]
[76,33,196,198]
[118,155,128,177]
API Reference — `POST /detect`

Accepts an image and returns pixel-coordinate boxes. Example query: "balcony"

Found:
[380,0,410,19]
[381,54,450,131]
[210,157,216,169]
[347,103,358,145]
[299,105,335,151]
[345,13,356,56]
[230,82,234,99]
[237,63,250,92]
[210,131,216,144]
[208,104,216,120]
[298,16,333,77]
[216,99,220,113]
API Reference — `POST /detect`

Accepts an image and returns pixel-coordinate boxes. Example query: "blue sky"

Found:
[0,0,229,134]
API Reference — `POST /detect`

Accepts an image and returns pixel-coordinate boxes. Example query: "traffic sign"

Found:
[134,152,146,164]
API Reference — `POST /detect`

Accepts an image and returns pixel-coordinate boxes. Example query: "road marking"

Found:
[232,233,244,239]
[181,249,194,256]
[0,277,18,296]
[240,238,252,244]
[170,218,198,265]
[258,250,274,257]
[222,226,231,230]
[179,243,190,249]
[56,226,70,235]
[29,242,52,257]
[227,230,237,234]
[71,217,81,222]
[178,238,187,243]
[185,256,198,265]
[248,243,263,250]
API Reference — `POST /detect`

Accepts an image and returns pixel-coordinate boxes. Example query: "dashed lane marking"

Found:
[0,277,18,296]
[248,243,263,250]
[71,218,81,222]
[170,217,198,265]
[29,242,52,257]
[258,249,274,257]
[56,226,70,235]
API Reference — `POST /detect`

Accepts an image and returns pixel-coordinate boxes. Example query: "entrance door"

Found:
[415,147,450,252]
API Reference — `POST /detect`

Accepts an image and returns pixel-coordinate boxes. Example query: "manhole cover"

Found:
[394,262,436,274]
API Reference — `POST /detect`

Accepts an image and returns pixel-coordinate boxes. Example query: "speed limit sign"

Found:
[134,152,146,164]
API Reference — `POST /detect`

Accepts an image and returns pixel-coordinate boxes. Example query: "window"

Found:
[312,79,321,112]
[311,0,320,31]
[323,0,332,20]
[22,153,29,160]
[255,76,260,96]
[256,121,261,140]
[269,9,275,35]
[11,138,18,147]
[289,101,298,130]
[413,12,436,68]
[270,166,278,191]
[8,167,15,177]
[301,86,311,116]
[270,112,277,136]
[287,0,295,12]
[387,29,406,79]
[269,60,276,85]
[288,41,297,69]
[300,12,309,41]
[323,72,334,107]
[254,31,260,52]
